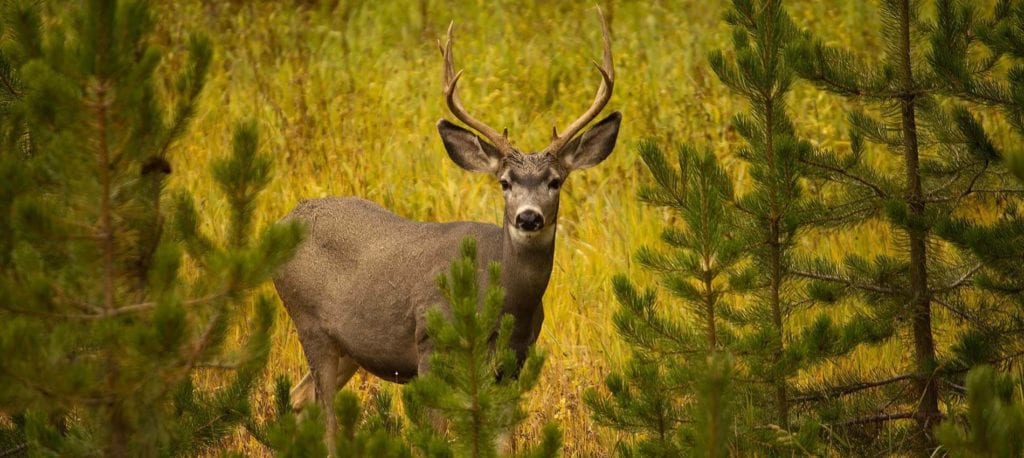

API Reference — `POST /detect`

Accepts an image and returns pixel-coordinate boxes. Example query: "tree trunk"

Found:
[703,269,718,348]
[896,0,940,453]
[769,220,789,429]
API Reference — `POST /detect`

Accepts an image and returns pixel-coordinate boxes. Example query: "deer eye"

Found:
[499,179,511,191]
[548,178,561,190]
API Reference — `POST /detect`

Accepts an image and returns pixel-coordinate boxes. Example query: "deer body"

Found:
[275,196,551,384]
[274,10,619,446]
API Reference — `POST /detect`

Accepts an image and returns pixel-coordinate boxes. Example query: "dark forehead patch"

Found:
[502,152,563,176]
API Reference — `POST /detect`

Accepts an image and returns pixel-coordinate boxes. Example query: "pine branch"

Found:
[791,269,897,295]
[0,293,226,320]
[103,293,227,318]
[0,303,99,320]
[1,366,110,406]
[0,70,22,100]
[933,263,981,293]
[924,161,989,202]
[194,362,239,370]
[802,201,876,226]
[0,444,27,457]
[792,373,916,403]
[800,160,888,198]
[932,296,987,325]
[942,379,966,394]
[829,411,919,427]
[156,310,228,402]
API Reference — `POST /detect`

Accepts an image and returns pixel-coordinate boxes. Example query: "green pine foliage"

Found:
[259,376,411,458]
[707,0,820,441]
[929,0,1024,366]
[584,142,740,457]
[260,376,329,458]
[785,0,1024,453]
[935,366,1024,457]
[928,7,1024,456]
[403,238,561,458]
[0,1,302,455]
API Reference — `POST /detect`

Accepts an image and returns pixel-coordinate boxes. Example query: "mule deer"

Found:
[273,10,620,439]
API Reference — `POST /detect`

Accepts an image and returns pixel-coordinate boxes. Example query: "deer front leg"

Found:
[310,350,339,453]
[296,330,349,456]
[290,357,360,412]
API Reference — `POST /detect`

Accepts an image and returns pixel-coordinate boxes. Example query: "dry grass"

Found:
[151,1,1009,455]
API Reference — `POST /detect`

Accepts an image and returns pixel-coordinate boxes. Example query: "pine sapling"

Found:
[403,238,561,458]
[585,141,740,456]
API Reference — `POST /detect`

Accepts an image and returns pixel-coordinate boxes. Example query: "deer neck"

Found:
[499,222,556,319]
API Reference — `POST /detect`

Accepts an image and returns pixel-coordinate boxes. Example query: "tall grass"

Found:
[151,1,981,454]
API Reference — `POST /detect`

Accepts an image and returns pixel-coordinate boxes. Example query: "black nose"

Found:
[515,210,544,232]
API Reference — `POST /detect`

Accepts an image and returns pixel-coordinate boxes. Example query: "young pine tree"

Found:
[707,0,821,439]
[402,238,561,458]
[787,0,1024,453]
[584,142,741,457]
[0,1,302,455]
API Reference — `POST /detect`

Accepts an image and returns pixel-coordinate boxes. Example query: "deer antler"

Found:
[544,8,614,155]
[439,22,515,156]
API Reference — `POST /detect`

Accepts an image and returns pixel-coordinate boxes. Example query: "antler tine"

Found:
[440,22,515,156]
[545,7,614,154]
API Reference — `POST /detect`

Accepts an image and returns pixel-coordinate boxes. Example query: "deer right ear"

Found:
[438,119,504,174]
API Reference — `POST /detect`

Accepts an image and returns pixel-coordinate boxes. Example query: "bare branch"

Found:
[829,411,919,427]
[792,270,898,295]
[933,296,986,325]
[793,373,916,403]
[924,162,989,203]
[0,293,225,321]
[800,157,888,199]
[933,263,981,294]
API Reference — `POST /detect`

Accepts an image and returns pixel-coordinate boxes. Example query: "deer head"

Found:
[437,10,621,245]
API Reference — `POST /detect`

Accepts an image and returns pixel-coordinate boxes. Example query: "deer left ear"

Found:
[438,119,505,174]
[557,111,621,171]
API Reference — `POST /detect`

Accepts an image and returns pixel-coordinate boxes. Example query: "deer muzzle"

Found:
[515,209,545,232]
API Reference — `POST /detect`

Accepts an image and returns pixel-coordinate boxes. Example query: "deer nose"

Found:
[515,210,545,232]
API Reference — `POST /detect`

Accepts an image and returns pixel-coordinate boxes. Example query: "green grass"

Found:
[151,1,996,455]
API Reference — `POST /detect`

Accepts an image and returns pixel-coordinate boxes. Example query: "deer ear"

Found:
[438,119,504,174]
[557,111,621,171]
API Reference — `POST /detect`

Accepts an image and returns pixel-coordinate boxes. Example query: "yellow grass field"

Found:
[150,1,1006,455]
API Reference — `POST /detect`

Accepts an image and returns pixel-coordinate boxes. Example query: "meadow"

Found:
[148,1,994,454]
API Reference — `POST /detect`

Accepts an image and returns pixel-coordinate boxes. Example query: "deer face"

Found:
[438,112,621,243]
[436,9,619,245]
